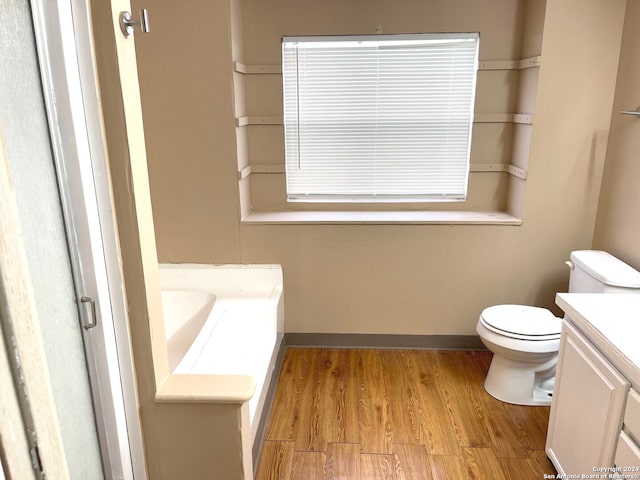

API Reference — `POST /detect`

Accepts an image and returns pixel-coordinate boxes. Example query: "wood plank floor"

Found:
[256,348,557,479]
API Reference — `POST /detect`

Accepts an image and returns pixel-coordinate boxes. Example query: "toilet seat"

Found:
[480,305,561,341]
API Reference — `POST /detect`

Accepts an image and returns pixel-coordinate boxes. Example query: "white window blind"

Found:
[282,33,479,202]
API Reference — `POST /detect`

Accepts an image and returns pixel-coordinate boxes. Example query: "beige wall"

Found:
[133,0,626,336]
[593,0,640,270]
[132,0,242,263]
[240,0,524,213]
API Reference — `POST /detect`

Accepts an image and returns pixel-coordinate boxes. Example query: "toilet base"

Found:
[483,354,557,406]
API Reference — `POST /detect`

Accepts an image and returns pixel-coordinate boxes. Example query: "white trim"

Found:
[29,1,146,478]
[69,2,148,477]
[283,33,478,43]
[241,210,522,225]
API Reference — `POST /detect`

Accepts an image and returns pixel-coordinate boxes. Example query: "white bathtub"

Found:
[158,264,284,444]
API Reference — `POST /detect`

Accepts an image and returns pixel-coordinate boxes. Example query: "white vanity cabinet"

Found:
[549,294,640,476]
[546,322,629,474]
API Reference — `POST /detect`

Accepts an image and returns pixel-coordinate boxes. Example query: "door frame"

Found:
[29,1,147,478]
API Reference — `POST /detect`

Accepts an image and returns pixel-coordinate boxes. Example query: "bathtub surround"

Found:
[161,290,217,372]
[158,264,284,445]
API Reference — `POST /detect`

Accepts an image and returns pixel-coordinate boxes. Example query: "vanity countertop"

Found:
[556,293,640,389]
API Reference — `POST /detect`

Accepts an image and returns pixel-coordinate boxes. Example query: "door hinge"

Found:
[30,443,45,478]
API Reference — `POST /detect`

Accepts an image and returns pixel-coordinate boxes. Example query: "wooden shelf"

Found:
[234,54,539,215]
[470,163,527,179]
[474,113,533,124]
[236,114,533,127]
[478,56,541,71]
[235,116,283,127]
[234,62,281,74]
[238,163,527,181]
[234,56,540,75]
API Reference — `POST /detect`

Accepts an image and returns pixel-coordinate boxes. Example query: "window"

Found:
[282,33,479,203]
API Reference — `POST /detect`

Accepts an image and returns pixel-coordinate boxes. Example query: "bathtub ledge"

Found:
[156,373,256,404]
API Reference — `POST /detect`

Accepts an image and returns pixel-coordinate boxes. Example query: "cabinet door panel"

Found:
[625,389,640,443]
[546,322,629,475]
[615,431,640,468]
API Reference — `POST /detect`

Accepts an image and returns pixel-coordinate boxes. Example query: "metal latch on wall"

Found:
[119,9,150,37]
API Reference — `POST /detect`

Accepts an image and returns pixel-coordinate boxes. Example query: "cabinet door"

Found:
[546,322,629,476]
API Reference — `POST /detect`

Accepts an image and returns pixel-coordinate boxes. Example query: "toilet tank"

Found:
[568,250,640,293]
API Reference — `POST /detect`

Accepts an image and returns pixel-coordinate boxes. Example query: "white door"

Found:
[1,1,146,478]
[0,2,104,478]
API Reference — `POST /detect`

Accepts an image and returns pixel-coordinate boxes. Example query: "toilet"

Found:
[477,250,640,406]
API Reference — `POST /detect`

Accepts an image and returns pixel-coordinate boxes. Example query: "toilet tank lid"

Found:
[570,250,640,288]
[481,305,561,336]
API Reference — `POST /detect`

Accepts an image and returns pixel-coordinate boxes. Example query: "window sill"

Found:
[241,210,522,225]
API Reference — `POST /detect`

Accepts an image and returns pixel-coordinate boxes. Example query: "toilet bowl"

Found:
[477,305,561,405]
[477,250,640,406]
